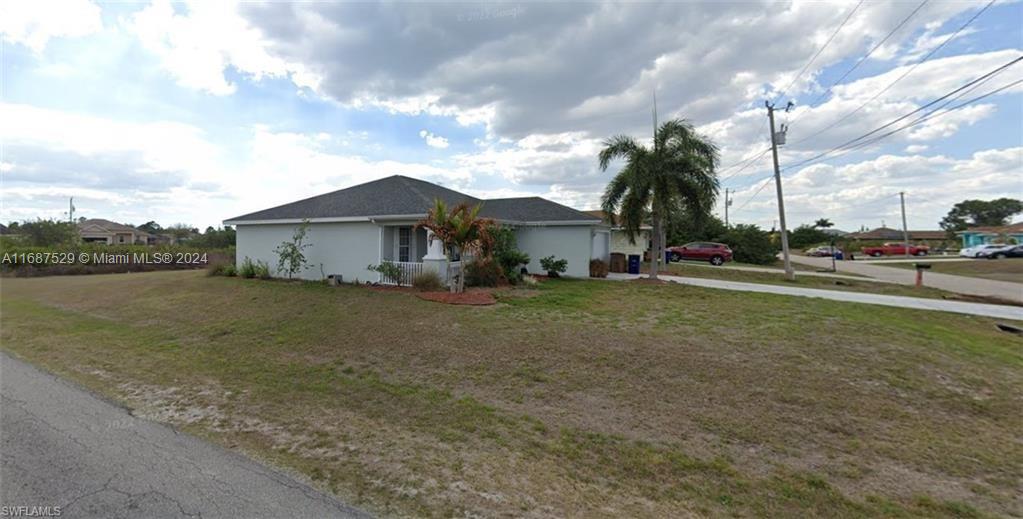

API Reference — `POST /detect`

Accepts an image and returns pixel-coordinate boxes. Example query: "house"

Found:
[956,222,1023,248]
[224,175,609,284]
[583,210,652,258]
[845,226,947,241]
[77,219,151,245]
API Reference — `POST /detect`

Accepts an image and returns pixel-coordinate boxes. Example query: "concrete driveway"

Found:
[0,352,369,519]
[787,255,1023,303]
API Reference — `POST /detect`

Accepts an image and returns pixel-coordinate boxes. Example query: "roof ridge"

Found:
[397,175,434,207]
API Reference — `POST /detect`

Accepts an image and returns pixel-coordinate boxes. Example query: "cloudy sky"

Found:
[1,0,1021,232]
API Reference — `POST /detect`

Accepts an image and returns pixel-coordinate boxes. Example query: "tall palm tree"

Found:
[599,119,719,280]
[814,218,834,229]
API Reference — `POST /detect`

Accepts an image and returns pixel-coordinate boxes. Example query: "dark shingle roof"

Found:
[227,175,601,224]
[479,197,599,223]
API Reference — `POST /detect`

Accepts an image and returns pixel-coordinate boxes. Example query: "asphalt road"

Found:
[0,352,368,518]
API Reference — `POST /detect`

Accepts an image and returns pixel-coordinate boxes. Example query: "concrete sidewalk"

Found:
[675,261,892,283]
[788,255,1023,303]
[608,273,1023,320]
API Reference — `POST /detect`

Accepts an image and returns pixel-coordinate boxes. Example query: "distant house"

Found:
[845,226,947,242]
[78,219,151,245]
[583,210,652,258]
[956,222,1023,248]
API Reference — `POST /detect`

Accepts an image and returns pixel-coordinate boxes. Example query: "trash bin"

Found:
[665,250,673,264]
[834,251,844,261]
[627,254,641,274]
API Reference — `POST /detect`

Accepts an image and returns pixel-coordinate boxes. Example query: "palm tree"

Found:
[416,199,493,293]
[814,218,834,229]
[599,119,719,279]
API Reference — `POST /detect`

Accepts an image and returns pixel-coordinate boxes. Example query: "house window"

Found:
[398,227,410,262]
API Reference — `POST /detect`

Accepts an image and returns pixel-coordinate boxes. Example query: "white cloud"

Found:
[418,130,450,149]
[125,0,318,95]
[904,145,928,153]
[0,0,102,52]
[733,147,1023,230]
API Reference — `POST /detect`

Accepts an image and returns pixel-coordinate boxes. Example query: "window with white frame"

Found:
[398,227,410,262]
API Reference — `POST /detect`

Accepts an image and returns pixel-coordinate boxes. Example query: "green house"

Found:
[956,222,1023,248]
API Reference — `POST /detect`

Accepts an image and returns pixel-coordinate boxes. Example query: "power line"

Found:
[719,146,772,184]
[732,175,775,212]
[790,0,996,148]
[772,0,865,105]
[789,0,929,125]
[780,56,1023,171]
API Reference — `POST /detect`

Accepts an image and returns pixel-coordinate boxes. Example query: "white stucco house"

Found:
[224,175,610,284]
[583,210,652,258]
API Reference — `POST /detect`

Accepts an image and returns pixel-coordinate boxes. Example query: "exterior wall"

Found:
[514,225,595,278]
[610,229,650,256]
[960,232,1023,248]
[591,230,610,262]
[235,222,381,282]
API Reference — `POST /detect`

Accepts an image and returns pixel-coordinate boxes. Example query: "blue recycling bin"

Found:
[834,251,844,260]
[665,250,673,264]
[627,254,641,274]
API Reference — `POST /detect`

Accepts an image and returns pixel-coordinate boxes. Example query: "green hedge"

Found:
[1,243,234,276]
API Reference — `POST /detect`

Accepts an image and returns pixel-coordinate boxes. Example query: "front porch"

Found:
[377,224,461,287]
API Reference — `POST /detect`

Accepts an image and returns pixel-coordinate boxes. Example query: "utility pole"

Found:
[724,188,731,228]
[900,191,909,258]
[68,197,75,224]
[766,101,795,281]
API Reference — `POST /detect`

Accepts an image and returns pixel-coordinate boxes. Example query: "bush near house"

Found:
[465,258,504,287]
[589,259,609,278]
[412,271,444,291]
[540,255,568,278]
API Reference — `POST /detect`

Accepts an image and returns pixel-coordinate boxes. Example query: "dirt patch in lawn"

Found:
[416,289,496,305]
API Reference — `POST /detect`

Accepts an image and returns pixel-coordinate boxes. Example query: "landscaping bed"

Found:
[2,270,1021,518]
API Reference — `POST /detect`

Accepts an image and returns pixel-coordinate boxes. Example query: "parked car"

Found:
[806,246,841,257]
[960,243,1010,258]
[861,243,929,257]
[979,244,1023,259]
[667,242,733,266]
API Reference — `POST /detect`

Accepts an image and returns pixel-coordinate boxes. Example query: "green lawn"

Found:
[882,258,1023,283]
[661,263,968,300]
[2,271,1021,517]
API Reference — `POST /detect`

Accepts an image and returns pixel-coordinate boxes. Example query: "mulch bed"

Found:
[416,289,497,305]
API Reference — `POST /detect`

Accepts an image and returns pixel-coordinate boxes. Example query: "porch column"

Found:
[422,229,449,285]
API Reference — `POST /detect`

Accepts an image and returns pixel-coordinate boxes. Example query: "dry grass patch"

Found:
[2,271,1021,517]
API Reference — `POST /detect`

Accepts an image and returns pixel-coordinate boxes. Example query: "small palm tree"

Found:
[599,119,719,279]
[416,199,493,293]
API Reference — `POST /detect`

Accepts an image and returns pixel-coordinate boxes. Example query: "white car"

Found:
[959,244,1007,258]
[976,244,1018,258]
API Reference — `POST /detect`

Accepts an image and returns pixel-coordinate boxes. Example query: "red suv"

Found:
[668,242,733,266]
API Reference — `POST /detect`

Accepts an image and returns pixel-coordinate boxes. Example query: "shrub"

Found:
[489,226,530,283]
[412,271,444,291]
[589,259,609,278]
[239,257,257,278]
[205,260,235,276]
[539,255,568,278]
[787,224,831,249]
[274,220,312,279]
[367,262,403,284]
[716,224,778,265]
[465,258,503,287]
[254,260,271,279]
[222,264,237,277]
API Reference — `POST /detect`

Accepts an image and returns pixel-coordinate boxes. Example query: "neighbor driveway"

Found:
[788,255,1023,303]
[0,352,368,519]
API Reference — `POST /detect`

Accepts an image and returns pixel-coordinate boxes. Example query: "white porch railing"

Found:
[380,260,423,286]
